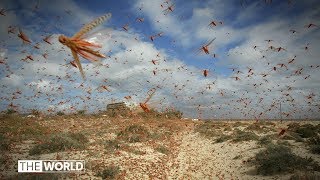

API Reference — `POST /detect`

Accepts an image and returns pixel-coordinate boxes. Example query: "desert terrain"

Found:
[1,113,320,180]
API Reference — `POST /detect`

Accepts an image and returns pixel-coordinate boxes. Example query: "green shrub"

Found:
[156,145,169,154]
[163,109,183,119]
[0,114,46,142]
[105,140,121,152]
[57,111,65,116]
[258,121,276,126]
[310,145,320,154]
[224,126,232,131]
[77,110,86,115]
[232,122,245,127]
[308,135,320,154]
[29,132,88,155]
[245,123,263,132]
[254,144,319,175]
[0,155,6,166]
[258,136,272,146]
[135,108,183,119]
[295,124,317,138]
[137,109,157,118]
[245,123,274,133]
[97,166,120,179]
[232,129,259,142]
[131,149,145,155]
[6,109,16,114]
[287,122,301,131]
[195,122,220,138]
[316,124,320,133]
[0,134,10,151]
[277,140,292,147]
[289,171,320,180]
[282,132,305,142]
[149,132,162,140]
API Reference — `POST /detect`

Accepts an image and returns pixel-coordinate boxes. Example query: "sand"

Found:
[1,116,320,179]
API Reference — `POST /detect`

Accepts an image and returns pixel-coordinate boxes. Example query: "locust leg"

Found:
[71,49,86,80]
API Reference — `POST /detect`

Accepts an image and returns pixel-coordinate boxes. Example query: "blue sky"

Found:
[0,0,319,119]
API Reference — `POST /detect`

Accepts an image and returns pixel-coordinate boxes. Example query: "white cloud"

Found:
[0,0,319,119]
[1,74,23,87]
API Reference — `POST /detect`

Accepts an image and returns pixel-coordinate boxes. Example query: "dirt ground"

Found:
[1,115,320,179]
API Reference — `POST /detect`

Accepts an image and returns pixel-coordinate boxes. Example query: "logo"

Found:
[18,160,85,173]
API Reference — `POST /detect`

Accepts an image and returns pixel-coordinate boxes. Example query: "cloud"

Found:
[1,74,23,87]
[0,0,319,119]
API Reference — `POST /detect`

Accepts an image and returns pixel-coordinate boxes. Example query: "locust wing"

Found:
[206,37,216,47]
[72,13,112,39]
[144,88,156,104]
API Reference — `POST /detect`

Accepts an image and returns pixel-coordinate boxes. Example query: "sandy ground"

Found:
[167,130,288,180]
[1,116,320,179]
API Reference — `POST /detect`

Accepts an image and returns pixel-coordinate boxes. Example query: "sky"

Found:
[0,0,319,119]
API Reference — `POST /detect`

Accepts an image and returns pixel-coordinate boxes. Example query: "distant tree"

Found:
[6,109,16,114]
[31,109,41,116]
[77,110,86,115]
[57,111,65,116]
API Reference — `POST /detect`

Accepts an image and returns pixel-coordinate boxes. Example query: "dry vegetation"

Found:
[0,111,320,179]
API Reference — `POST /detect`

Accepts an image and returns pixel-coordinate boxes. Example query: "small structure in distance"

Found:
[106,102,131,117]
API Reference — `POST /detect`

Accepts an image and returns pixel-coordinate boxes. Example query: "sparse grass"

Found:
[104,139,121,153]
[232,122,245,127]
[258,136,272,146]
[0,134,10,151]
[282,132,305,142]
[232,129,259,142]
[245,123,264,132]
[254,144,320,175]
[163,109,183,119]
[96,166,120,179]
[29,132,88,155]
[257,121,276,126]
[149,132,162,140]
[135,109,183,119]
[245,123,275,134]
[0,114,46,142]
[277,140,292,147]
[131,149,145,155]
[156,145,169,155]
[214,129,259,143]
[290,171,320,180]
[294,124,318,138]
[117,124,150,143]
[287,122,301,131]
[316,124,320,133]
[12,173,62,180]
[224,126,232,132]
[310,145,320,154]
[308,135,320,154]
[215,134,232,143]
[195,122,221,138]
[164,130,173,137]
[136,109,158,118]
[0,155,6,166]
